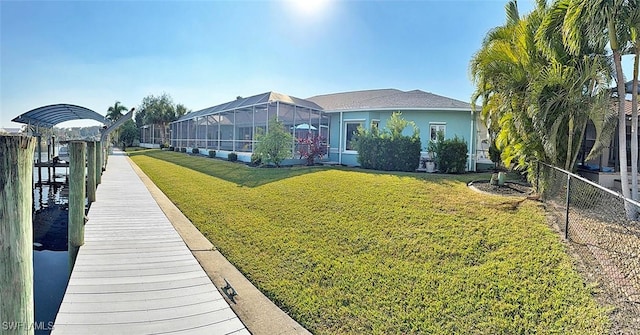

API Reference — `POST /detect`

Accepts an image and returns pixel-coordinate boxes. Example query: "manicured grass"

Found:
[130,150,609,335]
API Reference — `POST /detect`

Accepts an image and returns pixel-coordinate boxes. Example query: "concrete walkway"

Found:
[52,151,249,334]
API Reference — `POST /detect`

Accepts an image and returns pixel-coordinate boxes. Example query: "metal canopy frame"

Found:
[12,104,110,128]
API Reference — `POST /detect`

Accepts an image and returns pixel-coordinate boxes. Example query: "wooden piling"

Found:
[96,141,102,185]
[87,141,96,203]
[0,135,36,335]
[36,134,42,185]
[68,141,86,270]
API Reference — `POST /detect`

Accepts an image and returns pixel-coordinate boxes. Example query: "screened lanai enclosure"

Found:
[169,92,329,162]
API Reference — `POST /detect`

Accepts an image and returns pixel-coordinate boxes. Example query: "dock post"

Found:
[87,141,96,203]
[68,141,86,270]
[0,135,36,335]
[96,141,102,185]
[37,133,42,185]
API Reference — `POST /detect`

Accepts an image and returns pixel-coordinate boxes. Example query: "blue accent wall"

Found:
[328,109,473,167]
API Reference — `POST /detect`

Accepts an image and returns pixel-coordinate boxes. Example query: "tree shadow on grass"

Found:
[128,149,493,187]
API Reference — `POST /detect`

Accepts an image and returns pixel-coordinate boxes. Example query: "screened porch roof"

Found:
[175,91,323,122]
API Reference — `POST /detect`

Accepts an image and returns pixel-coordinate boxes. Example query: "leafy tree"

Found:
[296,134,327,166]
[253,118,293,167]
[118,119,138,149]
[139,93,188,146]
[134,109,146,128]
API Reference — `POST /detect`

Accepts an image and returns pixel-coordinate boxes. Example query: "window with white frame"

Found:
[344,121,363,151]
[430,123,446,141]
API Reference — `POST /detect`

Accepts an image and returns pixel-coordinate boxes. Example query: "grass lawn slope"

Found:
[130,150,609,335]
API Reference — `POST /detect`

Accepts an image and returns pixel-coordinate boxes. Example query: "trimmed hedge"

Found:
[228,152,238,162]
[357,136,421,172]
[192,148,200,154]
[430,136,468,173]
[208,150,216,158]
[180,147,187,153]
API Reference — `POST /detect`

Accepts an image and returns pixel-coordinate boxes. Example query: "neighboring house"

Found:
[307,89,489,171]
[0,127,22,134]
[578,99,640,192]
[166,89,490,171]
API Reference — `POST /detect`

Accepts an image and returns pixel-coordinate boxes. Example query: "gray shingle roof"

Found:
[307,89,472,111]
[177,92,323,121]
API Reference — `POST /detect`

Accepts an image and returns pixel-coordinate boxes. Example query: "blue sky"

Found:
[0,0,634,129]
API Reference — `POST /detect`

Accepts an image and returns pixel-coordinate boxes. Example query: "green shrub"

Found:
[429,134,468,173]
[208,150,216,158]
[175,147,181,152]
[180,147,187,153]
[354,112,421,172]
[168,146,174,151]
[228,152,238,162]
[192,148,200,154]
[253,117,293,167]
[250,153,262,166]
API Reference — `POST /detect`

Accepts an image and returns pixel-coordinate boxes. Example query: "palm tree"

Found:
[627,5,640,201]
[553,0,638,217]
[471,0,612,174]
[106,101,127,122]
[106,101,128,146]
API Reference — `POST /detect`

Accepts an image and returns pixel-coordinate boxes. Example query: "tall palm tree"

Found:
[471,0,612,175]
[627,4,640,201]
[557,0,637,205]
[106,101,128,146]
[106,101,127,122]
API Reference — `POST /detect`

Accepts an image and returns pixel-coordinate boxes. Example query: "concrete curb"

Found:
[127,156,312,335]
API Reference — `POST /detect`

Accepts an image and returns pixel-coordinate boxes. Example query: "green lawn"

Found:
[129,150,609,335]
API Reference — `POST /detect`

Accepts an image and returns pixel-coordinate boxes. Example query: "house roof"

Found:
[622,100,638,116]
[177,91,323,121]
[0,127,22,134]
[12,104,110,128]
[306,89,472,111]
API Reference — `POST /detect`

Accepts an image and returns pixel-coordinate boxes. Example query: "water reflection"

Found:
[32,152,69,335]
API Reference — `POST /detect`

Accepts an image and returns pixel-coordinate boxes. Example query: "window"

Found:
[344,121,363,151]
[371,119,380,130]
[430,123,446,141]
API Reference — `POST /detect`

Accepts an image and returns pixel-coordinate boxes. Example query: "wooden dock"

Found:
[52,151,249,334]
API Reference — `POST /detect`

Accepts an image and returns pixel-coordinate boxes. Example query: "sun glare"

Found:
[288,0,331,16]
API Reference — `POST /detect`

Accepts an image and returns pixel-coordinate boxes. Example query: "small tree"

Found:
[119,120,138,150]
[297,134,327,166]
[253,118,293,167]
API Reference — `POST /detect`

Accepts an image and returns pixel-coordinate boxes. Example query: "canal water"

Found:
[32,152,70,335]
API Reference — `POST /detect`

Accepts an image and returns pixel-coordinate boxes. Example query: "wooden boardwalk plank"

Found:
[52,151,247,334]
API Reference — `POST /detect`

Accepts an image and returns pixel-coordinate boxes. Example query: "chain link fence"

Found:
[535,162,640,333]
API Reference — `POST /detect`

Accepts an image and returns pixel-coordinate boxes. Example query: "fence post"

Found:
[87,141,96,203]
[564,174,571,240]
[69,141,86,270]
[0,135,36,335]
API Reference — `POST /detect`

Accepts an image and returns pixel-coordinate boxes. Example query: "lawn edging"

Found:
[127,156,311,335]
